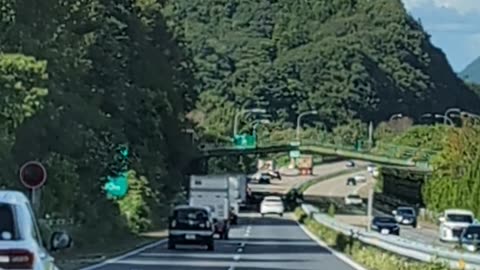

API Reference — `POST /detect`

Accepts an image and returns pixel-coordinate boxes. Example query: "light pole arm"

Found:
[434,114,454,126]
[233,110,242,137]
[296,111,317,141]
[296,114,304,141]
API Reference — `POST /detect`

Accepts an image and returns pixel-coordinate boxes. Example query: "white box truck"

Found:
[228,174,247,224]
[189,175,231,239]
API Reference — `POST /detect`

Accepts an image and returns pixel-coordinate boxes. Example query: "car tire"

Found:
[279,213,283,217]
[412,222,417,228]
[207,242,214,251]
[224,232,229,240]
[261,213,265,217]
[168,240,175,250]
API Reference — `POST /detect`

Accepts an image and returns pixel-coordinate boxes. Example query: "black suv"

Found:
[168,206,215,250]
[346,177,356,186]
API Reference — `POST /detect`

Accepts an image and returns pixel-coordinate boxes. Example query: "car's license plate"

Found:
[381,229,390,235]
[0,255,8,263]
[186,234,196,240]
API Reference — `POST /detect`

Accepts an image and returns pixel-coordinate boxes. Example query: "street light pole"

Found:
[296,110,318,141]
[444,108,460,124]
[251,119,271,138]
[233,108,267,136]
[389,113,403,121]
[421,113,454,126]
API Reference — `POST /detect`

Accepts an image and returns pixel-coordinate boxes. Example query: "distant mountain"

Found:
[460,57,480,84]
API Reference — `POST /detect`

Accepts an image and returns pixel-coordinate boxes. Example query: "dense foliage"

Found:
[377,125,451,151]
[162,0,480,138]
[0,0,195,248]
[423,120,480,216]
[460,56,480,84]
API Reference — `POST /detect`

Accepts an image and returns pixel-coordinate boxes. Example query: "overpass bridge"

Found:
[195,139,437,171]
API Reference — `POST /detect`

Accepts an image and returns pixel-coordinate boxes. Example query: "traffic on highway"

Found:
[3,156,480,270]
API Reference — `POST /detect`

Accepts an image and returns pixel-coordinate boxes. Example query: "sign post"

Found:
[19,161,47,212]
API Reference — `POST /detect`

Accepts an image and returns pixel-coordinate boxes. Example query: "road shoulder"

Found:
[56,230,167,270]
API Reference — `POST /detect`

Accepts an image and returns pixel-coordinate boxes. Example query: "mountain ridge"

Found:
[460,56,480,84]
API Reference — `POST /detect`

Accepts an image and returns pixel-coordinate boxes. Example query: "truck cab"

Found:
[0,190,72,270]
[439,209,475,242]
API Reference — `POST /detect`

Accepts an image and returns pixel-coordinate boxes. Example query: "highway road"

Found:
[80,213,365,270]
[303,166,371,199]
[301,166,452,250]
[249,161,366,195]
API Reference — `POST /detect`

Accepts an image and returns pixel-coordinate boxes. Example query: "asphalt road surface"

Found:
[249,161,367,195]
[303,167,371,199]
[81,213,363,270]
[301,165,452,250]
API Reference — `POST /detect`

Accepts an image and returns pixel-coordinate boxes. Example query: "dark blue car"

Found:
[371,216,400,236]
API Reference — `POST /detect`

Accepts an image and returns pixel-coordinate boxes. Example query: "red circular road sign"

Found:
[19,161,47,189]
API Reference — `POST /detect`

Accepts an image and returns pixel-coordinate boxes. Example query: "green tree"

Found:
[423,121,480,215]
[162,0,480,136]
[0,0,196,249]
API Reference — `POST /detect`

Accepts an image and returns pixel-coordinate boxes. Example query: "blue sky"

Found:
[402,0,480,72]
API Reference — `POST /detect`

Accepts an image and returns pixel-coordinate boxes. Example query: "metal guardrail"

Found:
[301,203,480,270]
[39,218,75,226]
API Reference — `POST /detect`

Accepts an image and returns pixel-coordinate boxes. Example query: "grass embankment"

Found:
[294,207,451,270]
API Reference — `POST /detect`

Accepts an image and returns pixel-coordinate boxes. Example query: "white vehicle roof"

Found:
[0,190,30,205]
[174,205,211,212]
[263,196,281,201]
[444,209,474,216]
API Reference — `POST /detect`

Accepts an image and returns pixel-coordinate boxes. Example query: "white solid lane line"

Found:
[79,239,168,270]
[298,222,368,270]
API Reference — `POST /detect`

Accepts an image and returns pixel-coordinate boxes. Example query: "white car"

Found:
[344,194,363,205]
[0,190,72,270]
[354,174,367,183]
[367,164,376,173]
[260,196,284,216]
[439,209,475,242]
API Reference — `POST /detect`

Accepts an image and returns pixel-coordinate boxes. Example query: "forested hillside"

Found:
[0,0,195,246]
[162,0,480,136]
[460,56,480,84]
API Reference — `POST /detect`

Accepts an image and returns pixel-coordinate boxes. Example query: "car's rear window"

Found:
[447,214,473,223]
[0,203,19,240]
[174,208,208,221]
[464,226,480,238]
[374,217,396,223]
[398,208,414,215]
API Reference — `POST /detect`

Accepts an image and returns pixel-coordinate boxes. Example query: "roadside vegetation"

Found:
[1,0,480,265]
[295,208,450,270]
[0,0,195,257]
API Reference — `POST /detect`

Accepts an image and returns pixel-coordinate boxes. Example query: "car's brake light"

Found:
[0,249,34,269]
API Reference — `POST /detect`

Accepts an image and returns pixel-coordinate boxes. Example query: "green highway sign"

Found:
[104,172,128,199]
[233,134,256,149]
[289,150,301,158]
[104,145,129,199]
